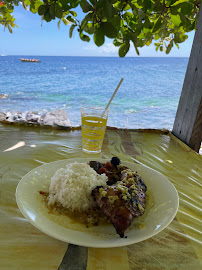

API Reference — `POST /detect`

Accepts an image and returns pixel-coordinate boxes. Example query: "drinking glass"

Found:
[81,105,109,154]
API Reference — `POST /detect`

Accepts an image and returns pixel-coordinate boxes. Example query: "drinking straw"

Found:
[101,78,124,118]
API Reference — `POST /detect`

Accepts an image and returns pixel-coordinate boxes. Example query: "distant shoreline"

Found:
[1,55,189,58]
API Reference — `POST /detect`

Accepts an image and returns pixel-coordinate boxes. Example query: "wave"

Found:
[125,109,136,114]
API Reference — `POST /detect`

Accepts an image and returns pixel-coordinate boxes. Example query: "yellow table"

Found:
[0,125,201,270]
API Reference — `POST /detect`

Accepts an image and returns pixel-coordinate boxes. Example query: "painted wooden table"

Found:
[0,125,201,270]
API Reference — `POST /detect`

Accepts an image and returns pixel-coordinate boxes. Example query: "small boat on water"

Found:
[20,58,40,63]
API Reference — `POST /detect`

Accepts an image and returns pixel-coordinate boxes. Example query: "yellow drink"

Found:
[81,116,107,153]
[81,106,109,154]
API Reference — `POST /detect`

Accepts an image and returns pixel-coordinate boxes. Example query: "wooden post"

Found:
[172,4,202,153]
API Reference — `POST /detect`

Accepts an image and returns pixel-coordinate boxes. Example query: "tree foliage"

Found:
[0,0,201,56]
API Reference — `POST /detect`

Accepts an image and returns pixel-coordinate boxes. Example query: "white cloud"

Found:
[83,43,118,56]
[99,43,118,53]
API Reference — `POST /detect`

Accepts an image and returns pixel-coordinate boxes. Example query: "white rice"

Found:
[47,162,107,211]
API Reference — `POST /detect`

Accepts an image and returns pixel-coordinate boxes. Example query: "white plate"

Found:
[16,158,179,248]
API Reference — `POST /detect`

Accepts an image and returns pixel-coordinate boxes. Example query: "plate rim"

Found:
[16,158,179,248]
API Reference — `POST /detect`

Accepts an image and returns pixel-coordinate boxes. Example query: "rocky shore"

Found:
[0,110,73,129]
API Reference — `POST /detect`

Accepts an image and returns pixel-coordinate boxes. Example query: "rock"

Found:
[0,94,9,99]
[41,110,71,128]
[0,112,6,121]
[0,109,72,129]
[26,112,40,124]
[5,111,26,124]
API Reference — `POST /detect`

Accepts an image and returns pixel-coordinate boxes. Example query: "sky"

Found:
[0,4,195,57]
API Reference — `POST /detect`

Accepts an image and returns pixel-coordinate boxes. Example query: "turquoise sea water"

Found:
[0,56,188,129]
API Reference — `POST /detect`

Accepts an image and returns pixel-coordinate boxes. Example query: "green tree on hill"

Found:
[0,0,201,56]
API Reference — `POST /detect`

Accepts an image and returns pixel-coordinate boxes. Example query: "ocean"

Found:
[0,56,188,129]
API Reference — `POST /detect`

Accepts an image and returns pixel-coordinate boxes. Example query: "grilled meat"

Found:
[91,160,147,238]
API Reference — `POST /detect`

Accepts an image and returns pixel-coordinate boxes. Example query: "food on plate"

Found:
[40,157,147,238]
[91,163,147,238]
[46,162,107,211]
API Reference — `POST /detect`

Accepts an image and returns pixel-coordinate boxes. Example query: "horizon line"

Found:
[1,54,190,58]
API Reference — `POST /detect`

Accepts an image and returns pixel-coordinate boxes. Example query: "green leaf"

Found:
[137,0,144,7]
[101,22,118,38]
[175,42,179,49]
[174,33,181,43]
[170,14,181,26]
[179,34,188,43]
[80,32,90,42]
[103,0,113,19]
[44,10,52,22]
[123,4,131,11]
[49,4,56,19]
[178,13,187,25]
[80,0,93,13]
[113,33,124,46]
[134,23,143,35]
[169,6,179,15]
[60,0,70,10]
[166,40,173,54]
[69,10,77,17]
[123,12,133,23]
[143,27,150,34]
[62,17,69,26]
[180,3,193,15]
[24,0,31,5]
[172,0,191,7]
[111,15,121,31]
[69,24,76,38]
[130,32,137,44]
[136,38,145,47]
[142,0,151,13]
[80,20,88,32]
[85,23,94,35]
[80,12,93,31]
[113,39,123,47]
[94,27,105,47]
[113,1,124,10]
[155,43,160,51]
[144,17,153,29]
[38,5,47,16]
[66,15,75,23]
[55,3,63,19]
[8,25,13,33]
[184,21,195,31]
[152,0,162,12]
[146,39,152,46]
[119,42,130,57]
[168,0,180,5]
[69,0,79,8]
[138,9,145,20]
[153,17,162,32]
